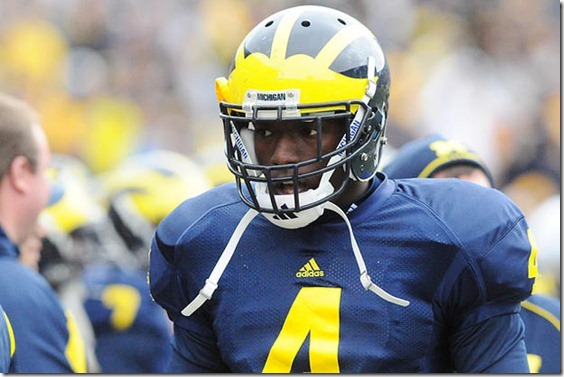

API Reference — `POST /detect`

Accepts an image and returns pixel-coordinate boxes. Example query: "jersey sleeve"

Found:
[477,216,537,305]
[441,215,537,330]
[450,313,529,372]
[434,188,537,372]
[148,225,190,321]
[148,196,235,372]
[148,186,237,319]
[149,231,231,372]
[148,185,243,324]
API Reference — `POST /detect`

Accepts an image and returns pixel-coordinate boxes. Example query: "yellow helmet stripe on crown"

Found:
[316,24,371,68]
[270,8,301,62]
[224,8,374,108]
[268,8,371,69]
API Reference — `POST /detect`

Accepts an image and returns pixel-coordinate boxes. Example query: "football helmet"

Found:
[216,5,390,228]
[39,154,133,290]
[100,150,212,258]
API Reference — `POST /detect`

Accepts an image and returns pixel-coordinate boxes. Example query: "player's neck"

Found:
[318,180,371,222]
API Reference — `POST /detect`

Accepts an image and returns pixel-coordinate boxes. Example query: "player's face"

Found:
[20,124,52,244]
[253,117,346,195]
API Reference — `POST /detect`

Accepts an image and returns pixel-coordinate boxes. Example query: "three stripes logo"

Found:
[296,258,325,278]
[273,204,298,221]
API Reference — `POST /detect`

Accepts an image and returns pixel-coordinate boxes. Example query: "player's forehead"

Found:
[250,116,347,129]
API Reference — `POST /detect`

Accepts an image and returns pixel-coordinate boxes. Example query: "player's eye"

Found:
[255,129,273,137]
[303,128,318,137]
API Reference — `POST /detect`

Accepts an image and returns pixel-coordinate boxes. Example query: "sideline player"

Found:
[383,133,561,373]
[149,5,536,372]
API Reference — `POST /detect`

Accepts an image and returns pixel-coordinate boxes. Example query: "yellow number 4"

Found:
[263,287,341,373]
[527,229,539,294]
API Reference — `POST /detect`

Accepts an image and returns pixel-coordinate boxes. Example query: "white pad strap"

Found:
[325,202,410,307]
[182,208,259,316]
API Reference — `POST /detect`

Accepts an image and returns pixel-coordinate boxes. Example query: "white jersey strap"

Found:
[181,208,259,316]
[182,200,408,317]
[325,202,410,307]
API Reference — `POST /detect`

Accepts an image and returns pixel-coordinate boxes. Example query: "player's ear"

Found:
[8,155,34,193]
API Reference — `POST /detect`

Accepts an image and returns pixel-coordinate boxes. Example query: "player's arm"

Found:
[450,312,529,372]
[442,212,536,372]
[149,225,229,372]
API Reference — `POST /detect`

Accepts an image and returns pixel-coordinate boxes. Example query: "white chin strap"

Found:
[255,179,334,229]
[324,202,410,307]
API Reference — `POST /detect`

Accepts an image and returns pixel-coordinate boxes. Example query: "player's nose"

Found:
[270,132,301,167]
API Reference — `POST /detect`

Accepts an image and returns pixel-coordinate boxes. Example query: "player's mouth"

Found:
[272,182,308,195]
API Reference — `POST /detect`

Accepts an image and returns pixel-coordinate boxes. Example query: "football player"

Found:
[82,149,211,373]
[149,5,536,372]
[383,133,561,373]
[39,153,180,373]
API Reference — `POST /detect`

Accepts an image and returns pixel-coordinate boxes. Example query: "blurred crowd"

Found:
[0,0,560,373]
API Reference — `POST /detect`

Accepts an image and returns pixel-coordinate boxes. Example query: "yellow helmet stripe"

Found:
[271,8,302,62]
[316,24,368,68]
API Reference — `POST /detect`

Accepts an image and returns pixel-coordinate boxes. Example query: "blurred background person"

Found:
[526,194,560,298]
[17,222,47,271]
[383,133,560,373]
[0,92,87,373]
[37,149,212,373]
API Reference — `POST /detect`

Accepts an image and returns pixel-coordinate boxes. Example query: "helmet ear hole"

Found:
[352,138,378,181]
[350,106,386,182]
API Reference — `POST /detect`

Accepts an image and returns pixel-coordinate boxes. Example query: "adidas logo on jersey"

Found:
[296,258,325,278]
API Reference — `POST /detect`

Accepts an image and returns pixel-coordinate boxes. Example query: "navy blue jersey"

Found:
[82,262,172,373]
[149,176,536,373]
[521,294,560,373]
[0,304,13,373]
[0,227,80,373]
